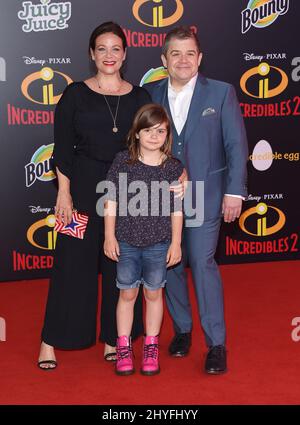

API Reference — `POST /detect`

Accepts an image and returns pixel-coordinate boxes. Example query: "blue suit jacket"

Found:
[144,74,248,222]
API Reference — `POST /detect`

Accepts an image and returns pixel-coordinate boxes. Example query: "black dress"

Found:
[41,82,151,349]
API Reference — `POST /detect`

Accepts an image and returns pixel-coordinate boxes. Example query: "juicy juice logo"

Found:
[241,0,289,34]
[18,0,72,32]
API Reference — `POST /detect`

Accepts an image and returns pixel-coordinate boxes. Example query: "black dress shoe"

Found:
[169,333,191,357]
[204,345,227,374]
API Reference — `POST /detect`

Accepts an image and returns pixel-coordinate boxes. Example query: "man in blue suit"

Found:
[144,27,248,374]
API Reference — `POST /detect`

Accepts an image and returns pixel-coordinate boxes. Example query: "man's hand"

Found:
[166,243,182,268]
[170,168,188,200]
[222,195,243,223]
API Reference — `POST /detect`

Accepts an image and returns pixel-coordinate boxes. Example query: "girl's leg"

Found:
[142,241,169,337]
[117,288,139,336]
[143,288,163,336]
[141,241,169,375]
[99,238,144,357]
[115,288,139,375]
[114,242,142,375]
[141,288,163,375]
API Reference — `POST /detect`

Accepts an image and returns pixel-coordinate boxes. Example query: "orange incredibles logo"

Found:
[27,214,57,250]
[239,203,286,237]
[133,0,183,27]
[240,62,288,99]
[21,67,72,105]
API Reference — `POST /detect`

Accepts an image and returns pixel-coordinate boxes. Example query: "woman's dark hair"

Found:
[127,104,173,164]
[89,21,127,53]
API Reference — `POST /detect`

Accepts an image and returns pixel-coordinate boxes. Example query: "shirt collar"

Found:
[168,73,198,95]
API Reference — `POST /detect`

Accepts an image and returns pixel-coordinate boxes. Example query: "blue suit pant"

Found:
[165,217,226,347]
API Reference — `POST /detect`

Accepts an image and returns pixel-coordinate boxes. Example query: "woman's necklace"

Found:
[94,76,122,93]
[95,77,121,133]
[103,95,120,133]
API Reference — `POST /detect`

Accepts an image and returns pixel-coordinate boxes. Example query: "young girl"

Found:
[104,104,183,375]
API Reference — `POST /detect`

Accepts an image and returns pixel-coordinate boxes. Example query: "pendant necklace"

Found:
[103,94,120,133]
[94,76,121,133]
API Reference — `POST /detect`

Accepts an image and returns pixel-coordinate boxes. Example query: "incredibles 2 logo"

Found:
[27,214,57,250]
[240,62,288,99]
[133,0,183,27]
[21,66,72,105]
[239,203,285,236]
[241,0,289,34]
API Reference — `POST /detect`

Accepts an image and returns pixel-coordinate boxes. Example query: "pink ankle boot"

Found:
[115,335,134,375]
[141,335,160,375]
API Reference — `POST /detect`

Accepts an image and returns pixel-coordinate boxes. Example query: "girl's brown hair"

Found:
[127,103,173,164]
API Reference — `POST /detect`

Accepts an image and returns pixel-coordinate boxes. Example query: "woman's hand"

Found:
[166,243,182,268]
[55,190,73,225]
[104,237,120,262]
[170,168,188,200]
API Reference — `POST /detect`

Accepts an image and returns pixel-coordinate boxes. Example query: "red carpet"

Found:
[0,260,300,405]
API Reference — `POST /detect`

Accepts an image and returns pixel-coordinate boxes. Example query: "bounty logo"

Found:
[25,144,56,187]
[140,66,168,86]
[239,202,286,236]
[21,66,72,105]
[240,62,288,99]
[241,0,290,34]
[133,0,183,28]
[27,214,57,250]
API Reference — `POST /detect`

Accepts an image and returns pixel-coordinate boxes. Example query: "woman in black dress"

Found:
[38,22,151,369]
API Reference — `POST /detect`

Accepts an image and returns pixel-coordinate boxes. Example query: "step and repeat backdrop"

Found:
[0,0,299,281]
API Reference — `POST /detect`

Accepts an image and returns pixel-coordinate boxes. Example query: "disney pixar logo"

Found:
[241,0,289,34]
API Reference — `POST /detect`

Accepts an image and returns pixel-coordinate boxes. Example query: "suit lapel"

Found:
[154,77,168,107]
[153,74,210,142]
[185,74,209,143]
